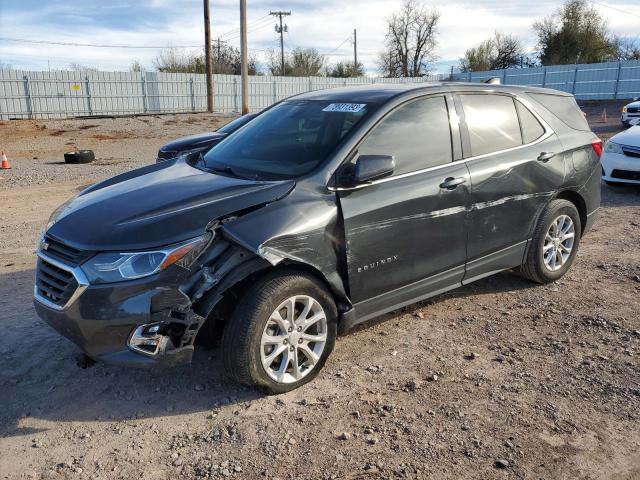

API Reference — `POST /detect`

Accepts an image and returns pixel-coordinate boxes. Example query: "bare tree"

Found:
[460,32,525,72]
[154,46,257,75]
[129,60,145,72]
[268,48,325,76]
[618,37,640,61]
[378,0,440,77]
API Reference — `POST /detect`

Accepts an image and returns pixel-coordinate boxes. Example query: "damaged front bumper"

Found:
[34,259,204,368]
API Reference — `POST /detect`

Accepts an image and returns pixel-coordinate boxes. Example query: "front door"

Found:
[337,95,470,321]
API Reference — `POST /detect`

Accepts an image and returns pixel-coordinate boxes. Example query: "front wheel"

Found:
[222,270,337,394]
[520,199,582,284]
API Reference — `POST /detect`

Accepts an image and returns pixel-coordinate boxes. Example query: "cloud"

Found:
[0,0,638,73]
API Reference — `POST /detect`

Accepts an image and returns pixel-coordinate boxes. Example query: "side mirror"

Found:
[354,154,395,184]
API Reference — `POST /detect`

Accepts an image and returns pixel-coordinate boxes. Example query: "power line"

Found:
[220,17,273,42]
[592,1,640,19]
[0,37,203,49]
[218,13,271,39]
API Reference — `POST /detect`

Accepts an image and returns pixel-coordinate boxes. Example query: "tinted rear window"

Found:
[460,94,522,157]
[528,93,590,131]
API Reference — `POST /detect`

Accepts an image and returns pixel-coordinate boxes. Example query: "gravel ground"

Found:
[0,114,235,189]
[0,109,639,480]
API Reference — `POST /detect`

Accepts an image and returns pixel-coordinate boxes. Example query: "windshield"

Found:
[217,113,255,134]
[202,100,374,180]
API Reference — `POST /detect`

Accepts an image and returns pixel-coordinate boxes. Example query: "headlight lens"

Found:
[82,234,210,284]
[622,106,628,113]
[604,141,624,155]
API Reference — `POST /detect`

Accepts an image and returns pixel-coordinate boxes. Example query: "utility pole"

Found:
[353,28,357,68]
[270,11,291,75]
[240,0,249,114]
[217,38,221,63]
[203,0,214,112]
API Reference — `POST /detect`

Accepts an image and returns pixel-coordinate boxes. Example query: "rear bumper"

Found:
[34,269,197,368]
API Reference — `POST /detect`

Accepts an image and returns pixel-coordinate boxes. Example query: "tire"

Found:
[520,199,582,284]
[64,150,95,164]
[222,270,337,394]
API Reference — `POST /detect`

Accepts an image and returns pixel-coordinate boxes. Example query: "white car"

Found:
[621,99,640,127]
[601,126,640,185]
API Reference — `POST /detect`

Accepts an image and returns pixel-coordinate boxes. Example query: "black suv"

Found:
[34,83,601,393]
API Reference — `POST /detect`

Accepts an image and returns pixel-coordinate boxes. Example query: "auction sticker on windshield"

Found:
[322,103,367,113]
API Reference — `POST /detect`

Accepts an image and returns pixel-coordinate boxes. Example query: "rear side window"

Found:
[516,101,545,144]
[459,94,521,157]
[358,96,452,175]
[528,93,590,131]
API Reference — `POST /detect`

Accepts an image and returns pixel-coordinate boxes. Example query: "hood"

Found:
[160,132,227,152]
[625,101,640,109]
[47,160,295,252]
[610,125,640,148]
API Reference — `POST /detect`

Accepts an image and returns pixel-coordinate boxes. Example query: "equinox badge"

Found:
[357,255,399,273]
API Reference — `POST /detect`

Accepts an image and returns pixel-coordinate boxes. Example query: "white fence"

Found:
[0,70,446,120]
[453,59,640,100]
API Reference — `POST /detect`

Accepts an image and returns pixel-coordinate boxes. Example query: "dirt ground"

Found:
[0,107,639,480]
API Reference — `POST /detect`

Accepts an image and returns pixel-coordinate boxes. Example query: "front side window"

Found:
[202,100,374,180]
[460,94,522,157]
[357,96,453,175]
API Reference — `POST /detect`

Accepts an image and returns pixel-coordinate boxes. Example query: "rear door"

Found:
[456,93,564,283]
[337,94,470,319]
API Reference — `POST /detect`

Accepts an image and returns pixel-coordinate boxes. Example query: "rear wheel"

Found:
[222,270,337,394]
[520,199,582,284]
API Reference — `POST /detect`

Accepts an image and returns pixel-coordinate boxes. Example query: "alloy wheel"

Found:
[542,214,575,272]
[260,295,328,384]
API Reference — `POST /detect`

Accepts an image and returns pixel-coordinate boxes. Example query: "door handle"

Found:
[537,151,556,162]
[439,176,466,190]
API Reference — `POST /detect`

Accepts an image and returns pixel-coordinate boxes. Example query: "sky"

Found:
[0,0,638,75]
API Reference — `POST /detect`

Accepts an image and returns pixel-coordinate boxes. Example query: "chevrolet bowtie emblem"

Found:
[40,239,49,251]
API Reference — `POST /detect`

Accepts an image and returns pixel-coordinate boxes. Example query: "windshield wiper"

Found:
[208,163,259,181]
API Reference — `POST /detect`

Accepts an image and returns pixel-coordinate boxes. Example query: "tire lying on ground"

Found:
[64,150,95,164]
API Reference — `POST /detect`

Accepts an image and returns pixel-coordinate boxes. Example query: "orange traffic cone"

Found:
[1,151,10,169]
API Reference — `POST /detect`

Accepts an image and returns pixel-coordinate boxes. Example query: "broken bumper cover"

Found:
[34,270,197,368]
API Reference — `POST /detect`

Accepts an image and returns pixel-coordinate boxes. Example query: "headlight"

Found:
[622,106,628,113]
[81,233,211,284]
[604,141,624,155]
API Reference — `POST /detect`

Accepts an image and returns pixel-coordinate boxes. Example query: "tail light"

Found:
[591,138,603,158]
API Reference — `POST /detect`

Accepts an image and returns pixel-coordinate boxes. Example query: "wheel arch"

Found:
[193,258,350,346]
[553,189,587,234]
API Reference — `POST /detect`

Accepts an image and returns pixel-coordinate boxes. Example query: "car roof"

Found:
[289,81,572,104]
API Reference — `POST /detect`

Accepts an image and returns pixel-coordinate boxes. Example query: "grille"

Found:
[627,107,639,113]
[36,257,79,307]
[622,146,640,159]
[611,169,640,181]
[43,236,93,266]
